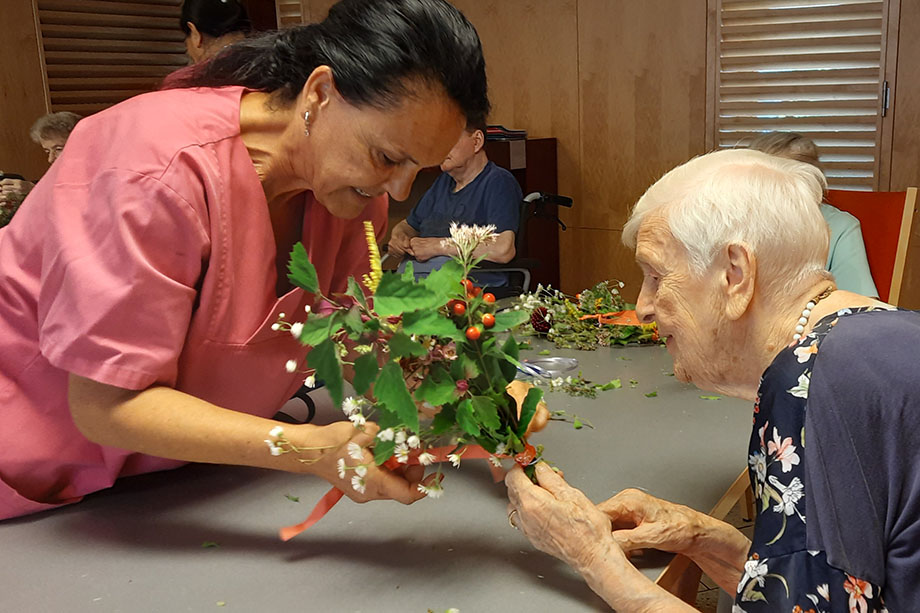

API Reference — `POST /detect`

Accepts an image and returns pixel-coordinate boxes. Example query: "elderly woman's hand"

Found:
[597,488,702,556]
[505,462,624,573]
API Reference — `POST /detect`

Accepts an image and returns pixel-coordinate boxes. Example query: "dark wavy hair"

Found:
[165,0,489,125]
[180,0,251,38]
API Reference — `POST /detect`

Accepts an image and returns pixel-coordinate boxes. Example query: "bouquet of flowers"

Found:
[0,191,26,228]
[270,222,547,502]
[515,281,660,351]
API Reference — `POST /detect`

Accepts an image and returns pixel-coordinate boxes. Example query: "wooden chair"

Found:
[824,188,918,305]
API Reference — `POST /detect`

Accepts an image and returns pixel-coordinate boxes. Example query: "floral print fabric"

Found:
[736,307,890,612]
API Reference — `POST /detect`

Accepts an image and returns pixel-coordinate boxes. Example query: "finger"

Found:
[612,525,662,553]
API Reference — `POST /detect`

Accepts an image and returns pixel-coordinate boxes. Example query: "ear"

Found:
[187,22,204,49]
[472,129,485,153]
[299,65,338,120]
[722,242,756,321]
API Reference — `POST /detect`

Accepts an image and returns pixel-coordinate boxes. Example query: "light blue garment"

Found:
[820,203,879,298]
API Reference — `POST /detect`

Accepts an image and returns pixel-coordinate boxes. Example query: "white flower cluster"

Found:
[417,480,444,499]
[336,442,370,494]
[342,396,369,427]
[440,222,498,260]
[264,425,286,457]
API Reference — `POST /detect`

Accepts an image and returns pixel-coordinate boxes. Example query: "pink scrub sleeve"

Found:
[38,168,210,391]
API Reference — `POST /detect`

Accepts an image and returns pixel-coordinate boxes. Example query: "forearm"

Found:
[682,514,749,592]
[578,541,698,612]
[68,375,333,474]
[472,230,515,263]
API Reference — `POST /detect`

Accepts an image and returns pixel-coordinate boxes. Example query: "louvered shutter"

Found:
[276,1,309,27]
[713,0,889,190]
[37,0,188,117]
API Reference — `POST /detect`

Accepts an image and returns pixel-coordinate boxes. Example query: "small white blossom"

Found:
[304,375,316,388]
[377,428,395,442]
[289,321,304,338]
[285,359,297,373]
[264,439,276,451]
[441,222,498,258]
[304,305,311,313]
[417,481,444,499]
[348,413,366,427]
[342,397,361,416]
[278,312,286,319]
[269,425,285,438]
[448,453,462,468]
[394,443,410,464]
[550,377,565,388]
[354,464,368,478]
[271,323,281,331]
[270,446,283,456]
[418,452,436,466]
[489,456,502,467]
[395,430,408,445]
[407,435,420,449]
[347,441,364,460]
[618,281,625,288]
[494,442,507,456]
[351,475,366,494]
[336,458,346,479]
[514,305,520,310]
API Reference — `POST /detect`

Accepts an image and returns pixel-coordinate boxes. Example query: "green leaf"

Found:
[597,379,622,390]
[284,493,300,503]
[573,418,583,430]
[373,439,395,466]
[201,541,220,548]
[352,352,379,395]
[400,260,415,282]
[345,276,368,309]
[388,332,428,358]
[299,313,338,348]
[307,339,344,407]
[414,366,458,407]
[471,396,501,431]
[538,349,551,356]
[700,395,722,401]
[456,399,480,436]
[451,354,480,381]
[518,342,532,351]
[374,273,441,316]
[287,242,319,294]
[402,309,463,341]
[645,391,658,398]
[422,259,465,303]
[374,362,419,431]
[342,306,364,338]
[516,387,544,436]
[491,309,530,333]
[430,404,457,435]
[499,335,521,381]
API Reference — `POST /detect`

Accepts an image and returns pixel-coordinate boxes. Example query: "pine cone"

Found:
[530,307,552,333]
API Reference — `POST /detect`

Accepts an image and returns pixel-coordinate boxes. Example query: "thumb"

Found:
[612,524,663,553]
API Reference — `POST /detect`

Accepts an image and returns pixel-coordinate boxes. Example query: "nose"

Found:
[635,280,656,324]
[48,151,57,164]
[385,166,417,202]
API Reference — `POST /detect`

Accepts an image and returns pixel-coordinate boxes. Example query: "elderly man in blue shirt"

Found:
[388,118,522,288]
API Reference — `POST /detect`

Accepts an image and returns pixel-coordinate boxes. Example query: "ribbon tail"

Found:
[279,487,345,541]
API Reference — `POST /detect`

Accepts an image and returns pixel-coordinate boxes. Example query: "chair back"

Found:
[825,188,917,305]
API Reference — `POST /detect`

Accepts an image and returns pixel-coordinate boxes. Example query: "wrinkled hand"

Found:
[598,488,700,556]
[506,379,549,434]
[302,421,436,504]
[505,462,624,572]
[408,237,448,262]
[0,178,33,202]
[387,232,413,259]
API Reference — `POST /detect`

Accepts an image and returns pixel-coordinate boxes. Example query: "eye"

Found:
[379,151,399,167]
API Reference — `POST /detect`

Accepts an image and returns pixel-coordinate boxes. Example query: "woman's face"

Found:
[40,136,67,165]
[304,82,465,219]
[634,213,735,393]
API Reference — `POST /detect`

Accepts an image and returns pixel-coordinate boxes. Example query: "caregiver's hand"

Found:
[597,488,702,556]
[505,462,619,572]
[303,421,435,504]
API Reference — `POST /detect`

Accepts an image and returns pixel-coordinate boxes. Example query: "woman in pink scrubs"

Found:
[0,0,490,519]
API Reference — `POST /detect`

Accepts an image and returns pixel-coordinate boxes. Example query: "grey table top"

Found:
[0,342,753,613]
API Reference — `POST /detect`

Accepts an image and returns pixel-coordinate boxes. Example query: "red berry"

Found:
[483,293,495,303]
[530,307,552,333]
[472,286,482,297]
[452,301,466,316]
[461,279,474,292]
[482,313,495,328]
[465,326,481,341]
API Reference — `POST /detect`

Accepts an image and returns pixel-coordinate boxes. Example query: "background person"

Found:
[387,119,521,288]
[505,149,918,610]
[0,0,489,520]
[180,0,252,64]
[749,131,878,298]
[0,111,81,207]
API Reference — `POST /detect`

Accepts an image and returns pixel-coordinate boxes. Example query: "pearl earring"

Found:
[303,110,311,136]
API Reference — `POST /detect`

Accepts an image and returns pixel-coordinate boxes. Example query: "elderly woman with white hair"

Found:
[505,149,919,611]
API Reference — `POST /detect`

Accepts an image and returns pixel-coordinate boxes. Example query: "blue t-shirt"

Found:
[820,203,878,298]
[406,161,521,238]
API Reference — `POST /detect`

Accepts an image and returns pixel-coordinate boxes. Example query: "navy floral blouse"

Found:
[736,307,893,613]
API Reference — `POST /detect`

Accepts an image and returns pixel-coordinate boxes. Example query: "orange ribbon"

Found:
[279,444,507,541]
[578,309,642,326]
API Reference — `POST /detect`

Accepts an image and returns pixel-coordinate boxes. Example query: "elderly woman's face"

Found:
[634,214,733,392]
[305,84,465,219]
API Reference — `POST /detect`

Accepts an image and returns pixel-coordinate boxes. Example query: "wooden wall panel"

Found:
[557,227,643,302]
[0,0,51,181]
[560,0,708,293]
[888,0,920,308]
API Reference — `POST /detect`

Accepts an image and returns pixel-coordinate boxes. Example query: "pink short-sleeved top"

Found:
[0,86,388,519]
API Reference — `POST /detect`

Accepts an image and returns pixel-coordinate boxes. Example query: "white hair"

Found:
[623,149,832,296]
